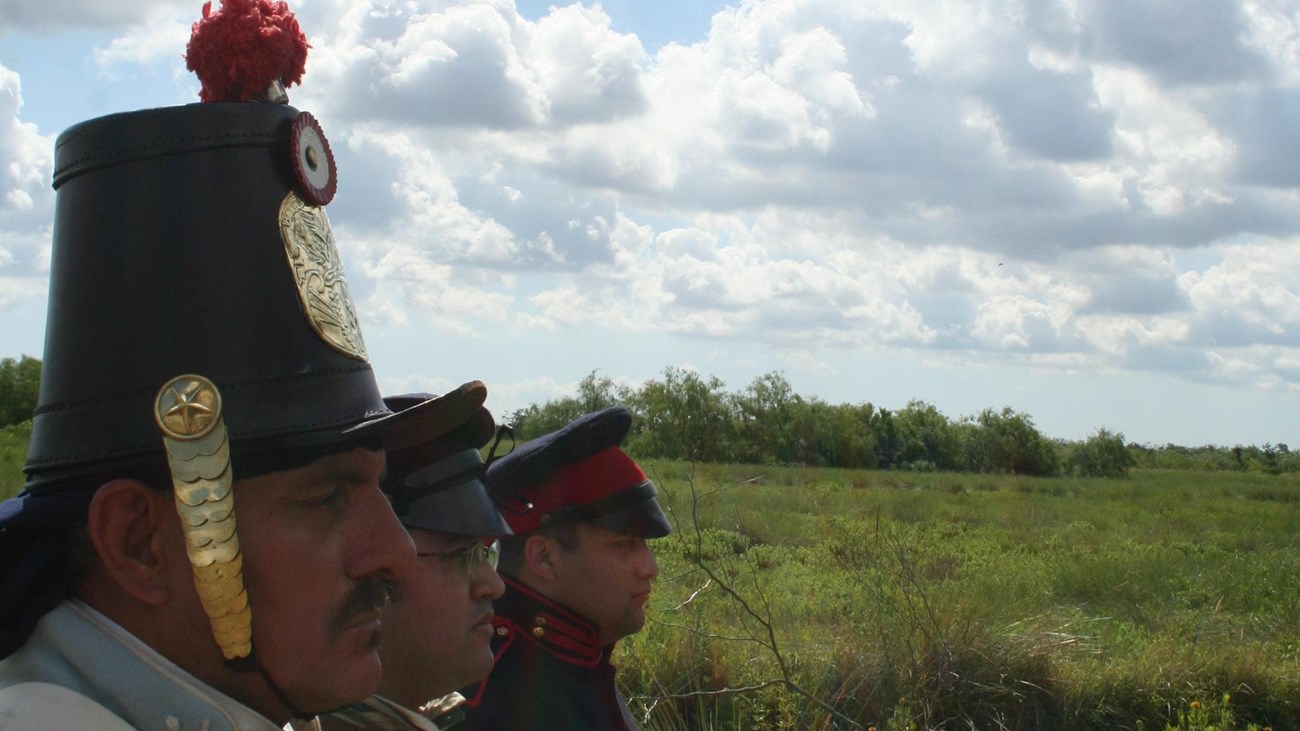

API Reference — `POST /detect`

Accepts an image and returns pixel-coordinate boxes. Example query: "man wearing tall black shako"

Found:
[0,1,468,728]
[461,406,671,731]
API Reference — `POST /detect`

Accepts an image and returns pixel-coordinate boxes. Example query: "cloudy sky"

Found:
[2,0,1298,448]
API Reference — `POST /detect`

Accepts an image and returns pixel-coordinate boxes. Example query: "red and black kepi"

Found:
[486,407,671,538]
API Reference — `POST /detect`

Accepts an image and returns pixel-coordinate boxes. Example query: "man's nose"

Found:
[471,554,505,600]
[635,540,659,580]
[346,484,416,582]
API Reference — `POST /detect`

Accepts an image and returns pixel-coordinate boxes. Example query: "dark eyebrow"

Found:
[305,451,386,488]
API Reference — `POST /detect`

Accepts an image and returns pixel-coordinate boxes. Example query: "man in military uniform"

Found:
[462,406,672,731]
[0,2,464,728]
[321,389,512,731]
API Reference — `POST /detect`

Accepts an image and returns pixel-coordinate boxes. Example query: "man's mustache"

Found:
[328,578,396,639]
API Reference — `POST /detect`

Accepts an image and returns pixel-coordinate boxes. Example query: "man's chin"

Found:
[465,655,494,688]
[322,664,384,712]
[627,609,648,635]
[274,668,382,718]
[324,645,385,704]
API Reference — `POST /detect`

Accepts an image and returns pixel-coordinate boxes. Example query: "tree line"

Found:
[505,368,1300,477]
[1,357,1295,477]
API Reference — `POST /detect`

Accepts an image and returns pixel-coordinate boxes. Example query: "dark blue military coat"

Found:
[462,578,638,731]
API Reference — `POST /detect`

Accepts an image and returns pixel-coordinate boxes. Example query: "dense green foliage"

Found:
[0,422,29,499]
[0,356,40,498]
[4,357,1293,478]
[0,355,39,498]
[621,463,1298,730]
[0,355,40,429]
[1131,442,1300,474]
[506,368,1295,477]
[1064,428,1137,478]
[505,369,1092,476]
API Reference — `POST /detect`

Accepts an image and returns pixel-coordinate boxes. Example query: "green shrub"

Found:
[1065,428,1136,478]
[0,421,30,500]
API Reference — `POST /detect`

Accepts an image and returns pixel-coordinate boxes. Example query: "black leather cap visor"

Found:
[549,480,671,539]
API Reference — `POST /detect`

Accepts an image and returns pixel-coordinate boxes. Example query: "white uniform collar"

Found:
[0,599,285,730]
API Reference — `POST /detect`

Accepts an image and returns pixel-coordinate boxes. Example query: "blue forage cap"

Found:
[382,383,511,538]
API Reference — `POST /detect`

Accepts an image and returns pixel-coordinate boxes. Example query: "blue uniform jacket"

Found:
[461,578,638,731]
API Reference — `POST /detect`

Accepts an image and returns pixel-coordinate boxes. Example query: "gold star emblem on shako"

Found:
[155,375,223,440]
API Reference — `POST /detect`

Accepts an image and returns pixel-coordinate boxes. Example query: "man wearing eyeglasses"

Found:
[461,406,671,731]
[320,388,510,731]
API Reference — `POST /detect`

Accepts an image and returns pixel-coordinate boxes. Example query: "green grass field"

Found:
[621,462,1297,730]
[3,429,1294,729]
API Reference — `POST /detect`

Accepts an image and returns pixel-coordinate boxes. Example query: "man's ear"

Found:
[85,479,176,606]
[523,534,558,583]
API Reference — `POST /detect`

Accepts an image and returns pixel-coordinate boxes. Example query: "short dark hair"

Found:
[496,520,581,577]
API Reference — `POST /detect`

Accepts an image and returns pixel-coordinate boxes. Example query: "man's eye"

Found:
[308,488,344,506]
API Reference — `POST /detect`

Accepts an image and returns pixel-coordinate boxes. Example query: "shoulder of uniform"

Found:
[0,682,136,730]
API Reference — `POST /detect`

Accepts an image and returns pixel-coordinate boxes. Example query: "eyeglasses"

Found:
[416,539,501,579]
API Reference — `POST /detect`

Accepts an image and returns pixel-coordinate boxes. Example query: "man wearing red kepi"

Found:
[0,1,461,728]
[461,406,672,731]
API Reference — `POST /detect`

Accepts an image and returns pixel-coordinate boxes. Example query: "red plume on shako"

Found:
[186,0,336,204]
[185,0,308,103]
